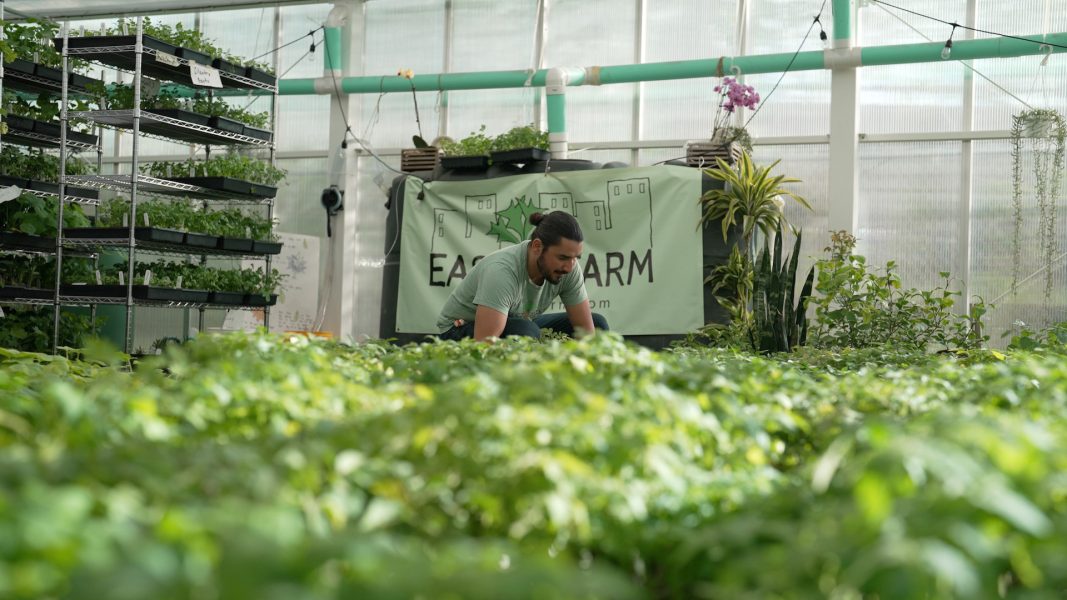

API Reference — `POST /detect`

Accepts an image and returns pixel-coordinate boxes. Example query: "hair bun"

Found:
[529,212,545,226]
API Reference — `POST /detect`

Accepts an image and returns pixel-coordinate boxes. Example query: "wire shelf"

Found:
[64,44,277,92]
[73,110,271,147]
[63,174,274,202]
[62,237,270,259]
[58,295,266,310]
[2,128,99,151]
[0,185,99,205]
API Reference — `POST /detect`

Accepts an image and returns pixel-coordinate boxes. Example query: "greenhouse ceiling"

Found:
[4,0,321,19]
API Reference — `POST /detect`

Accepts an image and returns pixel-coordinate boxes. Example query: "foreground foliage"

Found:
[1,330,1066,598]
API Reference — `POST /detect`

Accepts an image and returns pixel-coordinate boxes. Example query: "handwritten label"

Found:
[155,52,181,67]
[143,270,152,286]
[143,211,150,227]
[176,276,183,289]
[95,270,102,285]
[119,271,125,286]
[189,61,223,88]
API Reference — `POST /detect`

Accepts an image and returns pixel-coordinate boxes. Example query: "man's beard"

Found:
[537,254,562,284]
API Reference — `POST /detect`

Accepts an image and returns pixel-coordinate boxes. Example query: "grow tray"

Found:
[208,291,246,305]
[441,155,490,170]
[251,240,283,255]
[0,286,54,300]
[0,232,56,252]
[242,293,278,307]
[54,36,276,91]
[64,227,186,245]
[3,59,101,95]
[490,147,550,164]
[217,237,254,253]
[77,110,269,146]
[2,116,99,149]
[60,284,210,304]
[167,177,277,199]
[184,232,219,248]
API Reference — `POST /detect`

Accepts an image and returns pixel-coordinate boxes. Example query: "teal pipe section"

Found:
[547,94,566,133]
[833,0,851,42]
[168,30,1066,98]
[862,32,1067,66]
[324,26,342,71]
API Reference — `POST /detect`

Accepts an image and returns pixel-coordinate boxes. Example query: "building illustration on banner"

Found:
[425,177,653,250]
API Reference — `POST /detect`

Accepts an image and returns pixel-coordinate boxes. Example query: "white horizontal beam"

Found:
[4,0,322,19]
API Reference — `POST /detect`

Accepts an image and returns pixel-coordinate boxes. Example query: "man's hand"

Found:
[565,299,596,337]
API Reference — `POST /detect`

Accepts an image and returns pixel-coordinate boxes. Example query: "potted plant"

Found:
[687,76,758,168]
[1009,107,1066,305]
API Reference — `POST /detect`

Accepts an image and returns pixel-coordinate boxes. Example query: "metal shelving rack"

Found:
[53,17,280,353]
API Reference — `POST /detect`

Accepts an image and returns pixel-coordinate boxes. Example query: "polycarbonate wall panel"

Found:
[753,144,830,274]
[972,56,1067,131]
[971,140,1067,340]
[857,142,964,292]
[351,154,403,341]
[360,1,446,149]
[200,7,276,64]
[450,0,540,71]
[275,4,337,153]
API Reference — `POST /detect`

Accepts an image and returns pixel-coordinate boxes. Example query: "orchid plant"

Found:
[711,76,759,152]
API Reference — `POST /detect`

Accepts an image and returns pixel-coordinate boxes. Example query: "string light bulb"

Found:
[941,22,958,60]
[815,16,829,49]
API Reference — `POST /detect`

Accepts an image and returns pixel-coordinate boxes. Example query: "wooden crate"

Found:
[685,141,742,168]
[401,147,441,172]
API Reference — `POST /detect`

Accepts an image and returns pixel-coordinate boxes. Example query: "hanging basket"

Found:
[401,147,442,173]
[685,140,742,168]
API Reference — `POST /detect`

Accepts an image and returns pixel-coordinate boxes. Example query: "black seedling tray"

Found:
[184,232,219,248]
[15,179,98,199]
[242,293,278,307]
[5,58,35,76]
[242,126,272,142]
[0,175,29,189]
[211,57,244,76]
[4,115,35,133]
[252,240,282,255]
[0,232,55,251]
[64,227,186,245]
[32,120,62,138]
[169,177,277,199]
[176,47,212,66]
[207,116,244,135]
[0,286,54,300]
[218,237,254,252]
[490,147,551,164]
[441,155,490,170]
[146,108,211,127]
[60,284,210,303]
[244,66,277,87]
[209,291,246,305]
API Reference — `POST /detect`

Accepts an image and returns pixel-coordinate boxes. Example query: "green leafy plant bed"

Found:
[210,57,244,76]
[244,65,276,86]
[64,226,186,245]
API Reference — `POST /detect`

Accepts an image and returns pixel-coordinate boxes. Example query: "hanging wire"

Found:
[870,0,1067,50]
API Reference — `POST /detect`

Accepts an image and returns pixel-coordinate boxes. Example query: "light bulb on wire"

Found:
[941,22,958,60]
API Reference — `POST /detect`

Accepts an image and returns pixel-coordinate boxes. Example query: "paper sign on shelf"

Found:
[189,61,223,88]
[155,52,181,67]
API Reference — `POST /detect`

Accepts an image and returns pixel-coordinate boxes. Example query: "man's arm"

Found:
[565,300,596,337]
[473,305,507,341]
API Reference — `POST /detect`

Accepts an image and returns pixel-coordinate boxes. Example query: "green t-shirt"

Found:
[436,240,588,332]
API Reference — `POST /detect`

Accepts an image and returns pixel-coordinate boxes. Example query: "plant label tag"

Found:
[143,270,152,286]
[95,270,102,285]
[143,211,150,227]
[245,226,252,238]
[155,52,181,67]
[119,271,125,285]
[189,62,223,88]
[122,212,128,227]
[141,78,161,98]
[176,276,183,288]
[0,306,5,318]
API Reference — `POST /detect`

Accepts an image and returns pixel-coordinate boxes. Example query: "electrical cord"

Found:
[870,0,1067,51]
[741,0,826,130]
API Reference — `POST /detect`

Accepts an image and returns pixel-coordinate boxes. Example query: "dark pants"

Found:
[440,312,609,341]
